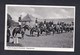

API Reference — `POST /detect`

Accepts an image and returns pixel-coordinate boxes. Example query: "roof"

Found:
[7,14,12,20]
[7,13,19,26]
[21,14,32,22]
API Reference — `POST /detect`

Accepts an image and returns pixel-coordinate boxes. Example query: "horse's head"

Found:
[24,25,31,30]
[27,26,30,30]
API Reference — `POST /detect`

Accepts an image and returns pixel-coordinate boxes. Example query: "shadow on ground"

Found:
[7,42,23,47]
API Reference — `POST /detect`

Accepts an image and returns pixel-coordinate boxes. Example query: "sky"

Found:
[7,5,75,22]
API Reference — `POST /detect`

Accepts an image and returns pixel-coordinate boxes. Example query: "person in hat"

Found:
[35,18,38,28]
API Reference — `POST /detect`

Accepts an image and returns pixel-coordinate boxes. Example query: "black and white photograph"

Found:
[5,4,75,52]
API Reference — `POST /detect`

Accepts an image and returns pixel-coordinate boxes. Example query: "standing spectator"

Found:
[7,26,11,43]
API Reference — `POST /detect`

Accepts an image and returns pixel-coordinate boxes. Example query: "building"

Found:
[18,14,36,27]
[7,14,19,27]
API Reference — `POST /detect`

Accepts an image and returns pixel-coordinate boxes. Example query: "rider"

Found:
[44,19,47,28]
[18,15,22,33]
[35,18,38,28]
[44,19,46,24]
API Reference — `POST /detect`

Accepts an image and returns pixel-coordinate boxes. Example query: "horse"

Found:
[39,25,49,35]
[30,25,40,37]
[12,26,25,38]
[52,24,61,34]
[38,22,49,35]
[20,24,40,37]
[22,25,30,31]
[47,24,55,34]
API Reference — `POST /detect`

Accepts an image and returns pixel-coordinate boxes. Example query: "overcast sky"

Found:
[7,5,75,22]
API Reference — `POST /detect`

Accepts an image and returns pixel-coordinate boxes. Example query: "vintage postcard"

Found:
[5,4,75,52]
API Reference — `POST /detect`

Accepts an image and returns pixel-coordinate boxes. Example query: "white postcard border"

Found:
[4,4,75,52]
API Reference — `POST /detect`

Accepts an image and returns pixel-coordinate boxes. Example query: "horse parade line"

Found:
[8,28,73,48]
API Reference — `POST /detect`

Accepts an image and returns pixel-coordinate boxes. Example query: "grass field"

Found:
[12,30,73,48]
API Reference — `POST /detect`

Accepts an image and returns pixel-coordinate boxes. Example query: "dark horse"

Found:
[39,25,48,35]
[12,27,25,38]
[21,25,40,37]
[39,22,54,35]
[22,25,30,31]
[38,22,48,35]
[47,24,55,34]
[30,26,40,37]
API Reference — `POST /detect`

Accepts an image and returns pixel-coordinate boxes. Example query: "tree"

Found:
[7,14,12,28]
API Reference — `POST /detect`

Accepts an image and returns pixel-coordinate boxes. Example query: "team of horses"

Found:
[11,21,74,38]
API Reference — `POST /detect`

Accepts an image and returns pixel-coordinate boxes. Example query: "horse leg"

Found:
[32,31,33,36]
[22,33,24,38]
[15,33,17,37]
[37,31,39,37]
[30,30,33,36]
[41,30,43,34]
[56,29,58,34]
[24,28,26,32]
[12,32,17,38]
[12,32,17,44]
[21,31,24,38]
[46,30,48,36]
[12,31,15,37]
[57,29,60,34]
[30,29,32,36]
[52,29,55,35]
